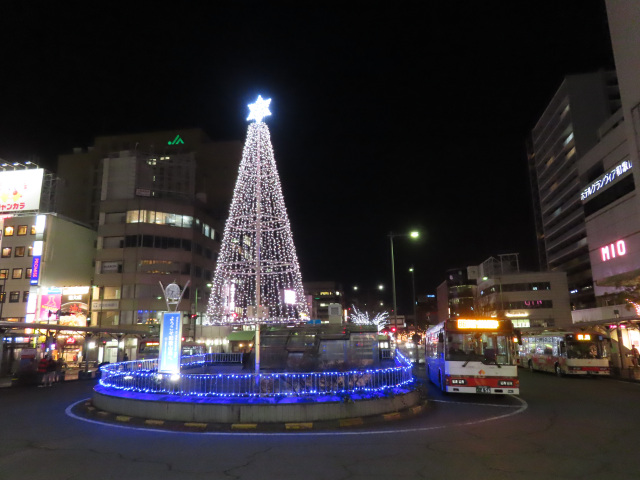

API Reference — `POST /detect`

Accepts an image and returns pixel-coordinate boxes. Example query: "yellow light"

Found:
[410,231,419,238]
[457,319,499,329]
[576,334,591,341]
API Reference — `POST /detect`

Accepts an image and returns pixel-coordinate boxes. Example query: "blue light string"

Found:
[99,349,414,399]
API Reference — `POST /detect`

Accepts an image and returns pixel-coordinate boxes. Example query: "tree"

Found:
[206,96,309,324]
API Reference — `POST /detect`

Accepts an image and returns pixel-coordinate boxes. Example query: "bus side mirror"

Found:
[438,332,444,343]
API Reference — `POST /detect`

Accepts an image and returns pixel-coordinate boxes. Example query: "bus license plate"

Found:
[476,386,491,393]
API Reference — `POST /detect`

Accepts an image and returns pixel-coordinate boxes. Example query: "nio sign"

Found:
[601,240,626,262]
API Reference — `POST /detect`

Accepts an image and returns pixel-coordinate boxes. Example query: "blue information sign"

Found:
[158,312,182,374]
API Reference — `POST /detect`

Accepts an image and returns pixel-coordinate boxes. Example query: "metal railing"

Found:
[99,350,413,398]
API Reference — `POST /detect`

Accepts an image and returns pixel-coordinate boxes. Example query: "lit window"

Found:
[30,225,36,235]
[17,225,28,235]
[0,269,7,279]
[9,291,20,303]
[26,268,32,278]
[12,268,23,279]
[23,291,29,302]
[14,246,25,257]
[1,248,11,258]
[28,246,33,257]
[4,226,14,236]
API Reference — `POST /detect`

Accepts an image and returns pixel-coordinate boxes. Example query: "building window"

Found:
[4,226,14,236]
[0,269,7,279]
[26,268,32,278]
[12,268,23,279]
[30,225,36,235]
[23,291,29,302]
[17,225,28,235]
[28,245,33,257]
[2,247,11,258]
[14,246,25,257]
[9,291,20,303]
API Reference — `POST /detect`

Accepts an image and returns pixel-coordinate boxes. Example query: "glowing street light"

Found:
[388,231,419,331]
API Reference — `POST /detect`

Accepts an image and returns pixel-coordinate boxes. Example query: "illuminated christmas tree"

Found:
[206,95,309,324]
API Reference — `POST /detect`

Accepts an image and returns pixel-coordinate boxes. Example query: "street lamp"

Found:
[389,231,419,331]
[409,267,417,327]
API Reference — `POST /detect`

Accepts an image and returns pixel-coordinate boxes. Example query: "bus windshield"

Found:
[566,340,608,359]
[447,332,511,365]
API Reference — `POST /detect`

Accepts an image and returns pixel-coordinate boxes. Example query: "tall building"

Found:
[56,130,242,355]
[528,70,621,310]
[436,267,477,321]
[0,164,96,372]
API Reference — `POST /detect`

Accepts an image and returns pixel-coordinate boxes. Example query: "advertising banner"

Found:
[0,169,44,213]
[158,312,182,375]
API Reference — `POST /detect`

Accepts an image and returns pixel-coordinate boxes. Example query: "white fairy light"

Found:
[206,98,308,324]
[349,306,389,332]
[246,95,272,123]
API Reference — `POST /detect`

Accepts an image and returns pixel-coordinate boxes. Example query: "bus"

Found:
[517,328,611,377]
[425,317,519,394]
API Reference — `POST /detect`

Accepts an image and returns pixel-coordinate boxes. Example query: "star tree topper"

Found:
[247,95,272,123]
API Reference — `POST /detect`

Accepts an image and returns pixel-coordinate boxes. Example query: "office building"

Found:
[528,71,621,310]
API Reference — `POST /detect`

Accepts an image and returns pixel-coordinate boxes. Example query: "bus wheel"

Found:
[555,364,563,377]
[528,360,534,373]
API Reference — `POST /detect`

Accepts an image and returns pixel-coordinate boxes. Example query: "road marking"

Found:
[67,395,528,437]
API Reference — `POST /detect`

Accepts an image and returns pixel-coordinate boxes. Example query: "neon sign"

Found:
[167,135,184,145]
[457,319,499,329]
[601,240,626,262]
[581,160,632,201]
[30,256,41,285]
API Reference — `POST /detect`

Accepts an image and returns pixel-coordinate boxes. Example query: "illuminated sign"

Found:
[167,135,184,145]
[158,312,182,375]
[576,334,591,341]
[511,319,531,328]
[457,319,499,329]
[39,293,61,321]
[30,256,41,285]
[0,169,44,213]
[581,160,632,201]
[284,289,296,305]
[601,240,626,262]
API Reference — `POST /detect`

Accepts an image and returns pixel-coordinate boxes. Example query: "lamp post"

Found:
[409,267,417,327]
[388,231,419,332]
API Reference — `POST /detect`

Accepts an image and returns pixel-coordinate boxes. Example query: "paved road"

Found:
[0,368,638,480]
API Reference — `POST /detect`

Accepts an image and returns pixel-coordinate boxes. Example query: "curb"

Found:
[73,399,428,433]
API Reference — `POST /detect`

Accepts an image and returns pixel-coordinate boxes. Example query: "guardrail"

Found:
[99,350,413,398]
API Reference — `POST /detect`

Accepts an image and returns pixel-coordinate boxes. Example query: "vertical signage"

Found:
[158,312,182,374]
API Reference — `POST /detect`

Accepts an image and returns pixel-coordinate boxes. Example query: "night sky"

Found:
[0,2,615,313]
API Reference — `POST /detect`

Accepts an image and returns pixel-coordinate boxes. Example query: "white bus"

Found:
[425,318,519,394]
[517,328,611,377]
